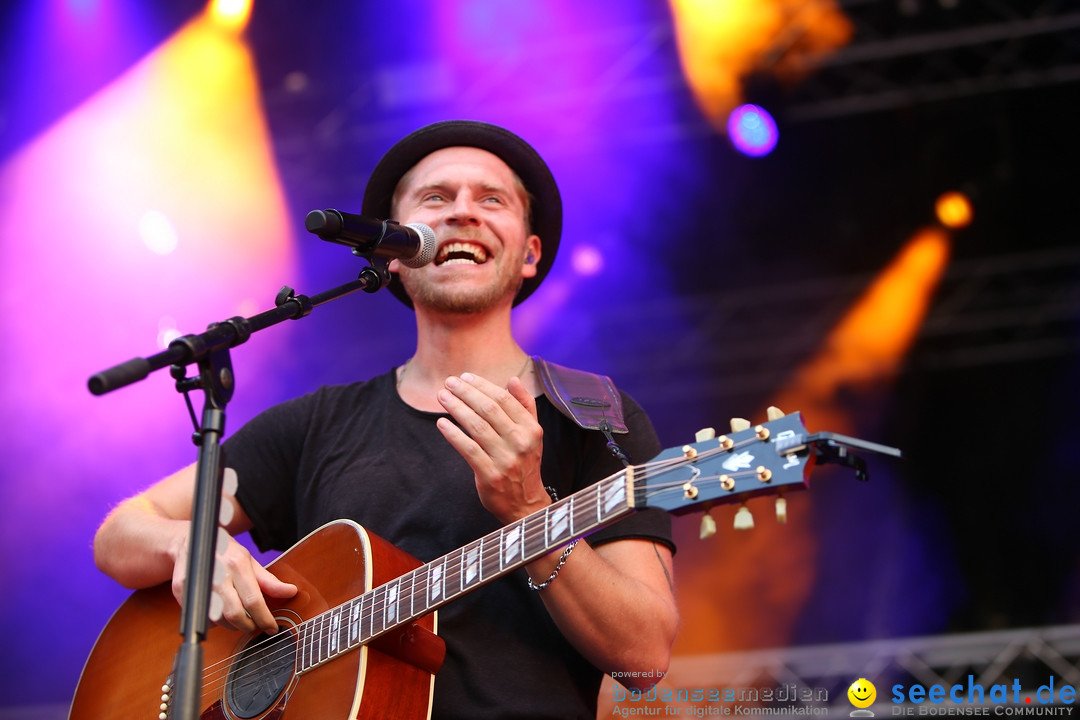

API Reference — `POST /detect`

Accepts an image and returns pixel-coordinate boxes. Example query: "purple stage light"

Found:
[727,103,779,157]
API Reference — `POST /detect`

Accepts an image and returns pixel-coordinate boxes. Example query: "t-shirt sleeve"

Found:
[224,391,319,552]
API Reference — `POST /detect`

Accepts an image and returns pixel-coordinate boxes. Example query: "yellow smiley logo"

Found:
[848,678,877,709]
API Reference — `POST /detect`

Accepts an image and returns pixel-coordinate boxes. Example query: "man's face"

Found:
[390,146,541,314]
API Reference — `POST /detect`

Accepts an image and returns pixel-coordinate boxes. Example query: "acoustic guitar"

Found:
[70,412,894,720]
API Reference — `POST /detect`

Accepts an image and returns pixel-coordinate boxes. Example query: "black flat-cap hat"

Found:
[361,120,562,308]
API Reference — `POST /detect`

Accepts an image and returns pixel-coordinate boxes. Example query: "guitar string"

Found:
[195,450,769,699]
[189,438,774,699]
[194,468,636,692]
[193,442,766,697]
[196,465,759,701]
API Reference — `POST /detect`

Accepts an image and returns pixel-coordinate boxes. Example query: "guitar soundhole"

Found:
[225,627,296,719]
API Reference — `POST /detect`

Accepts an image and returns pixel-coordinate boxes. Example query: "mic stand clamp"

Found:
[353,258,392,293]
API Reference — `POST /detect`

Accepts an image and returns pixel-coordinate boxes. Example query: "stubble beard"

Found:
[400,260,525,314]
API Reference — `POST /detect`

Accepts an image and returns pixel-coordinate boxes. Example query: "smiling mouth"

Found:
[435,242,488,266]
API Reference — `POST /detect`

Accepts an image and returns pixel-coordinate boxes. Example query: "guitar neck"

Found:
[294,468,638,673]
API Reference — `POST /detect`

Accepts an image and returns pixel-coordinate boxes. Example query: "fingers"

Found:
[237,562,298,635]
[172,534,296,636]
[440,373,537,431]
[435,371,546,523]
[436,373,541,462]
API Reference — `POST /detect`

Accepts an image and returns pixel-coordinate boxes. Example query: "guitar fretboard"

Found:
[293,469,636,673]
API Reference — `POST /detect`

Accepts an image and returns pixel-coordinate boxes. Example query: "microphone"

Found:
[305,209,437,268]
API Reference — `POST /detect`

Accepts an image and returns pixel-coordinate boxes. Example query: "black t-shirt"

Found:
[225,368,674,719]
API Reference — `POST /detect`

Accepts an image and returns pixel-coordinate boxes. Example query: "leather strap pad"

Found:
[532,356,628,434]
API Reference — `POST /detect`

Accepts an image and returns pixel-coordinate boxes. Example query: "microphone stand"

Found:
[88,261,391,720]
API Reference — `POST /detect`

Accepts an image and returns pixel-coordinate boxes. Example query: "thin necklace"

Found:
[396,357,532,387]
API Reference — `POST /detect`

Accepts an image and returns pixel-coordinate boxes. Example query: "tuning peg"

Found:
[733,504,754,530]
[695,427,716,442]
[775,495,788,524]
[700,512,717,539]
[730,417,751,432]
[766,406,785,421]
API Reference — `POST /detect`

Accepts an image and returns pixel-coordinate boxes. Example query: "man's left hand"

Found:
[435,372,548,524]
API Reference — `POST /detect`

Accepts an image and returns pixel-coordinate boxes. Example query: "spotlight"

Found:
[727,104,779,157]
[209,0,253,32]
[935,191,973,229]
[139,210,179,255]
[571,245,604,276]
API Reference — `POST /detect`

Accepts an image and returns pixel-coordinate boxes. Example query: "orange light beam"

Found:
[773,226,952,433]
[670,227,951,658]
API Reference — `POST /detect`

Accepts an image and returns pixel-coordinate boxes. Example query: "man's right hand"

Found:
[168,527,297,636]
[94,462,295,637]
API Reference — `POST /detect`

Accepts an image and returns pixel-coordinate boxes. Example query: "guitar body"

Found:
[71,520,442,720]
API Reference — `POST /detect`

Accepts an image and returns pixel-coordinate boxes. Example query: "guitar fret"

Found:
[398,574,410,625]
[298,620,309,671]
[502,521,524,568]
[406,569,419,620]
[321,612,331,662]
[480,534,496,581]
[384,581,399,628]
[477,537,486,583]
[522,512,545,560]
[337,606,348,654]
[349,599,361,645]
[572,493,593,536]
[429,560,445,604]
[548,500,570,543]
[604,476,626,516]
[310,614,320,665]
[446,549,462,600]
[462,541,480,589]
[329,607,340,655]
[308,618,317,670]
[305,616,315,668]
[314,613,325,664]
[370,586,383,637]
[362,591,375,643]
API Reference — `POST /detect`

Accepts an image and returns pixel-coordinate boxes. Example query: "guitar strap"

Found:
[532,356,632,467]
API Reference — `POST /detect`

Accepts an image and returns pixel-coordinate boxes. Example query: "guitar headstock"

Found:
[635,411,901,532]
[635,412,816,520]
